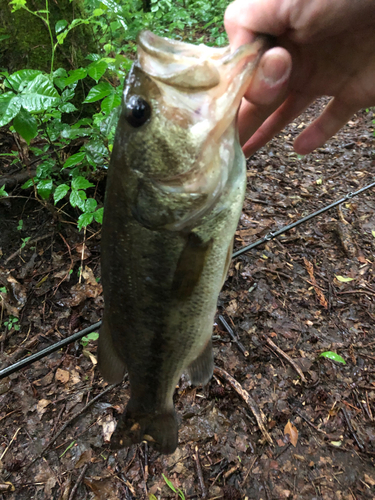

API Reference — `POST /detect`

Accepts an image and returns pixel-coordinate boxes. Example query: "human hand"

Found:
[225,0,375,156]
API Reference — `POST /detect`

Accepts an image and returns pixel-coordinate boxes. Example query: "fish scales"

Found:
[98,31,267,454]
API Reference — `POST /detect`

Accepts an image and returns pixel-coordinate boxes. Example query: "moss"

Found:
[0,0,98,72]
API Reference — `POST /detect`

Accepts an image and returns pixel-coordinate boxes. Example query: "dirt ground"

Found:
[1,98,375,500]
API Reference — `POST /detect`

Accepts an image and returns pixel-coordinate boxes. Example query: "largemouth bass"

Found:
[98,31,266,454]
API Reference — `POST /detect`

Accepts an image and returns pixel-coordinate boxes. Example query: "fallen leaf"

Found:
[100,415,116,442]
[82,349,97,366]
[284,420,298,447]
[75,449,92,468]
[76,244,91,259]
[335,275,354,283]
[55,368,70,384]
[37,399,51,417]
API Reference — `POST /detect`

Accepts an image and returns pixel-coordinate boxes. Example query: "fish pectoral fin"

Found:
[110,404,178,455]
[187,339,214,386]
[97,317,127,384]
[172,232,213,301]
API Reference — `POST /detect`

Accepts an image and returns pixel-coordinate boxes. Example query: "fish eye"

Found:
[125,95,151,128]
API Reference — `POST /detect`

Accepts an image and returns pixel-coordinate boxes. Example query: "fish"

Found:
[98,30,267,454]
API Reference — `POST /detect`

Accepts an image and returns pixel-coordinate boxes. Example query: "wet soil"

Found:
[0,99,375,500]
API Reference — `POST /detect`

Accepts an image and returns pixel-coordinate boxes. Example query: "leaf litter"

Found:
[1,98,375,498]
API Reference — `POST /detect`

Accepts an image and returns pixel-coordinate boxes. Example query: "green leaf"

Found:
[13,107,38,144]
[10,0,27,11]
[37,179,53,200]
[0,94,21,127]
[53,67,67,79]
[101,91,121,114]
[81,331,99,346]
[55,19,68,33]
[0,185,8,197]
[93,207,104,224]
[320,352,346,365]
[83,81,113,103]
[56,30,69,45]
[70,189,87,211]
[162,475,177,494]
[5,70,43,92]
[63,152,86,170]
[21,179,34,189]
[372,230,375,238]
[36,159,55,178]
[54,183,70,204]
[335,275,354,283]
[0,92,15,114]
[87,60,109,82]
[92,8,104,16]
[62,68,87,86]
[77,212,94,230]
[21,74,60,112]
[59,103,77,113]
[85,198,97,213]
[71,176,94,190]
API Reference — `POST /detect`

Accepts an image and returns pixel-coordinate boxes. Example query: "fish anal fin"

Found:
[97,317,127,384]
[187,339,214,386]
[172,232,213,301]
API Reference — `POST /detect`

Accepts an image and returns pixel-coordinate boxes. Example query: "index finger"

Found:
[224,0,289,50]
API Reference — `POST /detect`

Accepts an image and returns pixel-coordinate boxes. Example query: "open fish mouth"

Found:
[135,31,269,188]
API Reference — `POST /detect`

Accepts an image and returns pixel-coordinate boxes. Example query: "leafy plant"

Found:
[162,474,185,500]
[4,315,20,331]
[20,236,31,249]
[1,0,231,232]
[80,331,99,347]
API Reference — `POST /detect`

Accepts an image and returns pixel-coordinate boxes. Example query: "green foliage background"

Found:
[0,0,231,230]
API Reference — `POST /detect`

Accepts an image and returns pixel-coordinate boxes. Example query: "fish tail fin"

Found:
[111,401,178,454]
[97,317,126,383]
[187,338,213,386]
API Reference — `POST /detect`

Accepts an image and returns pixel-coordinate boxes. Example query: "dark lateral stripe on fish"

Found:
[171,232,213,301]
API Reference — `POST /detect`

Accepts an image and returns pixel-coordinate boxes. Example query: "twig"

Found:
[194,445,207,498]
[213,366,273,445]
[295,409,326,435]
[241,455,258,488]
[143,442,149,483]
[52,233,74,295]
[254,267,292,280]
[223,464,240,480]
[337,290,375,297]
[265,337,307,383]
[218,315,249,357]
[0,427,21,461]
[26,382,120,469]
[68,463,88,500]
[341,407,364,450]
[79,227,86,284]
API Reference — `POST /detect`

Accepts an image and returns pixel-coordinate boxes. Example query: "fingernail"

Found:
[261,55,291,86]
